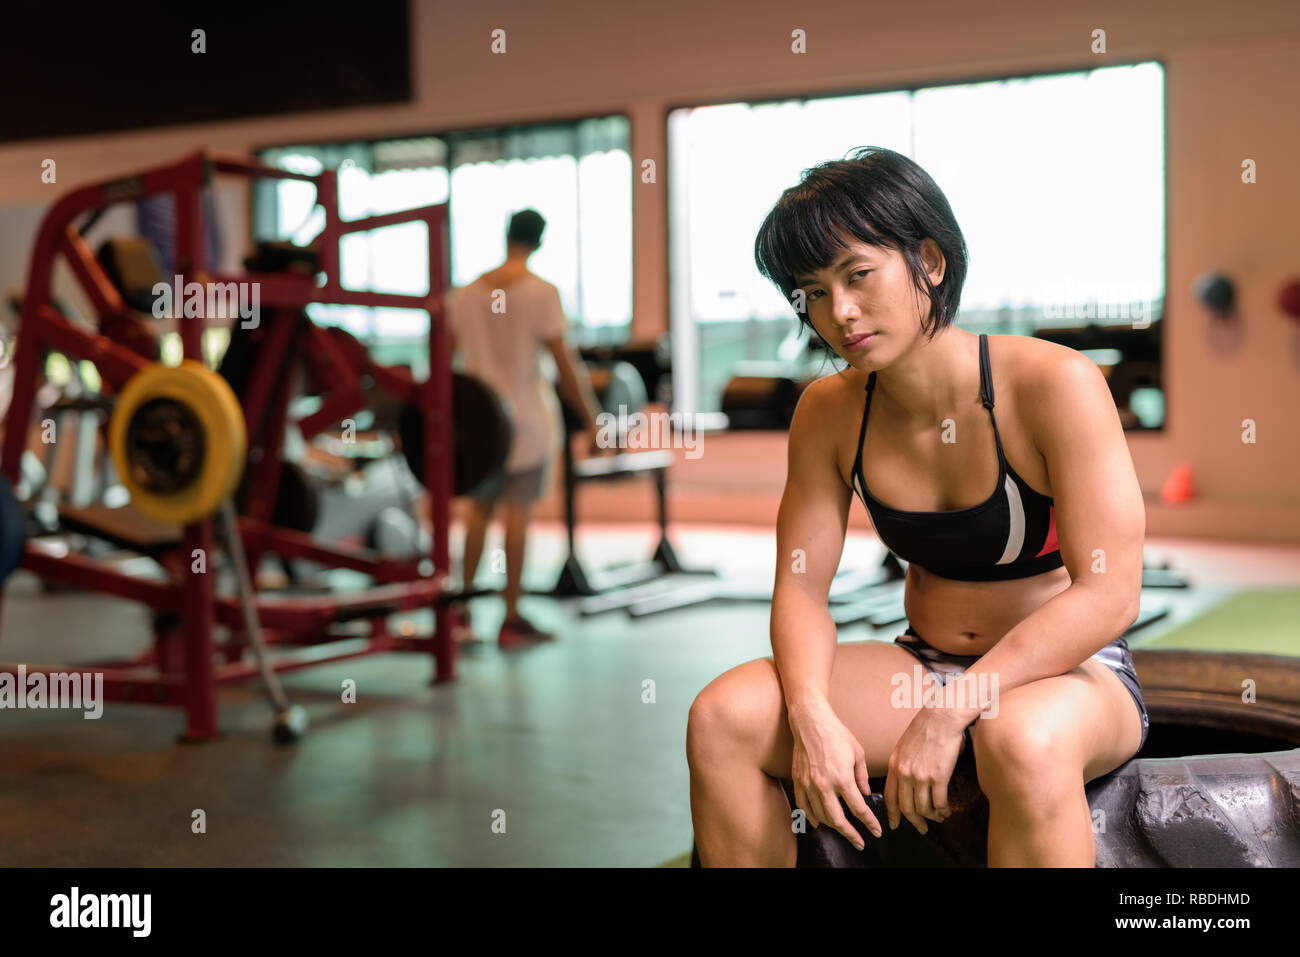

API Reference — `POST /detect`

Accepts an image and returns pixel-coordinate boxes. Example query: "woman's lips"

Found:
[842,332,877,351]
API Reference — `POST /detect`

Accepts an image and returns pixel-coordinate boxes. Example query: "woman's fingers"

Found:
[818,786,865,851]
[931,778,952,822]
[793,782,818,830]
[884,769,899,831]
[851,755,883,838]
[896,775,927,835]
[840,784,881,841]
[913,781,936,826]
[799,781,830,831]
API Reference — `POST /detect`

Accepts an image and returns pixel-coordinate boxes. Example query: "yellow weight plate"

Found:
[109,360,247,525]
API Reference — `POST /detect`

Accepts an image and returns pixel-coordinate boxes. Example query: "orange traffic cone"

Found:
[1160,461,1195,505]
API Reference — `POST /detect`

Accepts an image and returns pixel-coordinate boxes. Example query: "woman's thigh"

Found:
[689,638,932,781]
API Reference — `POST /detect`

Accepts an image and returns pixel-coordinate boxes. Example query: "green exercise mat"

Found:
[1141,588,1300,656]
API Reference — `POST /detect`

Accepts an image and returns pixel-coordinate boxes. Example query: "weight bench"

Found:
[550,445,713,596]
[56,502,182,559]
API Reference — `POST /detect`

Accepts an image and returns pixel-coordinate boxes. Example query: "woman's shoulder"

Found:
[800,368,869,402]
[990,334,1111,445]
[989,333,1095,396]
[790,369,869,434]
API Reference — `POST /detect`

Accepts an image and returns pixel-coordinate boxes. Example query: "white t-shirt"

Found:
[444,273,567,472]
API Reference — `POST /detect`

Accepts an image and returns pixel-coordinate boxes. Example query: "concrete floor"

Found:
[1,524,1297,866]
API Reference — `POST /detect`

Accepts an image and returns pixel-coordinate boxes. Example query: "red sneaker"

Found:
[497,615,555,647]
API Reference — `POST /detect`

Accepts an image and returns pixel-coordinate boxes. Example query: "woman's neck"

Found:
[871,327,981,422]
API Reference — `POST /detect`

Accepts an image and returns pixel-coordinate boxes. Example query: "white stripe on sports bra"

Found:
[996,473,1026,565]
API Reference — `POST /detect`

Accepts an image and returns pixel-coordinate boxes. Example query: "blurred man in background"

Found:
[446,209,604,646]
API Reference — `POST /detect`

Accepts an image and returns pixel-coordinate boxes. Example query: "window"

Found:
[255,117,632,375]
[668,62,1166,429]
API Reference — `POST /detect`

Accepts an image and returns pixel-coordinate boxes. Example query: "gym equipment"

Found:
[1139,553,1190,588]
[216,498,308,744]
[0,475,25,584]
[720,375,808,430]
[1194,271,1236,316]
[550,360,715,597]
[94,238,166,360]
[691,650,1300,867]
[307,455,426,561]
[0,150,460,742]
[1035,322,1165,429]
[367,505,427,560]
[214,305,437,586]
[1279,278,1300,320]
[587,550,906,619]
[578,342,670,407]
[108,360,247,526]
[269,460,319,535]
[398,372,512,496]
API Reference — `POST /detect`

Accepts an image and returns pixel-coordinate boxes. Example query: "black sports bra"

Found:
[851,334,1064,582]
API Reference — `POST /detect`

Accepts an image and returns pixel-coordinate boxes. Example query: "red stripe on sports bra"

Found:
[1035,504,1059,557]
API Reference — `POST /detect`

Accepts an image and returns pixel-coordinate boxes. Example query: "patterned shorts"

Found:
[893,625,1150,755]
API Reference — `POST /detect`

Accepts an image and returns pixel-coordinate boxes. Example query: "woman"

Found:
[687,147,1149,867]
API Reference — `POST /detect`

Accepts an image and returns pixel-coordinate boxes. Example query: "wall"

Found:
[1,0,1298,541]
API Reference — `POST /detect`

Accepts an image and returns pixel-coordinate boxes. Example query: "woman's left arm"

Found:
[937,350,1147,730]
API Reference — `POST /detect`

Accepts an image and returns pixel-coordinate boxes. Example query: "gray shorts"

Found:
[468,461,548,504]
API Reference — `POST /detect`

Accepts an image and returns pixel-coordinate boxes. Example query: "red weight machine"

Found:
[0,150,458,741]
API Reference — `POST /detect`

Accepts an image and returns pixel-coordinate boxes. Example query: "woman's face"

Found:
[792,236,945,370]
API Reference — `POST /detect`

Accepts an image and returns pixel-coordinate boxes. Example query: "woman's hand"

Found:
[884,707,969,834]
[789,698,883,850]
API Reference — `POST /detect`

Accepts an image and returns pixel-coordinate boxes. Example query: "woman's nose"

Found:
[832,290,861,321]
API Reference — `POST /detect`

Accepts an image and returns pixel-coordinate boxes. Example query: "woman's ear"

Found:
[921,238,946,286]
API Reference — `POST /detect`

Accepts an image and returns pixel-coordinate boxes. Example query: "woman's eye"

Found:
[801,271,870,304]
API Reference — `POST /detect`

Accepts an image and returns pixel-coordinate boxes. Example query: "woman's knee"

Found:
[687,659,784,767]
[970,712,1071,801]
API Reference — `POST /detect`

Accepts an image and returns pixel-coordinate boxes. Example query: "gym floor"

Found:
[2,523,1297,867]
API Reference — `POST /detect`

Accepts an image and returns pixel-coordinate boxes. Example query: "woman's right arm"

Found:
[771,378,881,846]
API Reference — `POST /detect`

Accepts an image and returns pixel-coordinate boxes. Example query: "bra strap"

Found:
[978,334,1008,462]
[978,334,994,410]
[852,373,875,492]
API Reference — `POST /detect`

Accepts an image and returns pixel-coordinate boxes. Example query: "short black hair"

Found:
[753,146,968,342]
[507,208,546,249]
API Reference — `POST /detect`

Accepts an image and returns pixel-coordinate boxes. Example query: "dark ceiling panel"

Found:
[0,1,411,144]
